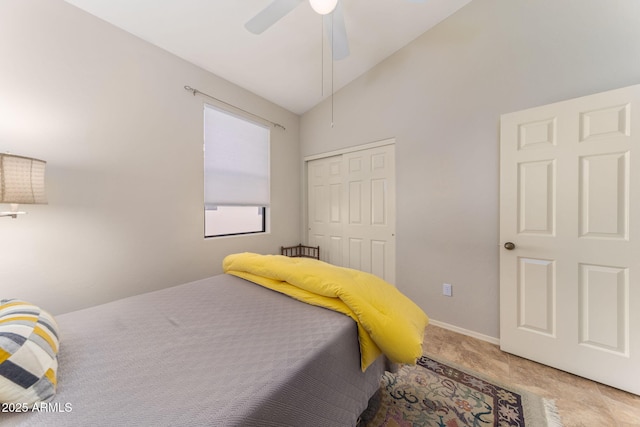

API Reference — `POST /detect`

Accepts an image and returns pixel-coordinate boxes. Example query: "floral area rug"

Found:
[360,355,562,427]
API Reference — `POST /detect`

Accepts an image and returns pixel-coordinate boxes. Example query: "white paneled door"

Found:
[307,143,396,283]
[500,85,640,395]
[308,154,345,266]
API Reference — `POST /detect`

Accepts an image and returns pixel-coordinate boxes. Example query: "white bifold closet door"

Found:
[307,143,396,284]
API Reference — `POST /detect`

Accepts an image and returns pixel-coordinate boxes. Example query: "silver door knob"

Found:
[504,242,516,250]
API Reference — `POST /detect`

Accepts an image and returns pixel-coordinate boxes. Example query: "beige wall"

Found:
[0,0,300,314]
[300,0,640,338]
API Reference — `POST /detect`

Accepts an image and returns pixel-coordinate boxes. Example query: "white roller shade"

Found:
[204,105,270,208]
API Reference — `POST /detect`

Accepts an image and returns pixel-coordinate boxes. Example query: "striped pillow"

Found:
[0,299,60,404]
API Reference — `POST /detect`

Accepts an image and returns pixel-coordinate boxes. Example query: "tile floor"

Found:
[423,324,640,427]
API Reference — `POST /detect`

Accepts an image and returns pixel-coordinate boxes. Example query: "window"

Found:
[204,105,270,237]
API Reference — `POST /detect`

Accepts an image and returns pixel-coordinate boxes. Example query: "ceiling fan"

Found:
[245,0,426,61]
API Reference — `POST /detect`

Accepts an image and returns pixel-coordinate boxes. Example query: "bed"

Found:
[1,253,429,426]
[1,274,386,426]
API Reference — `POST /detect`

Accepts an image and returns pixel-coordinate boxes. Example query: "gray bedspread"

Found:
[2,274,384,426]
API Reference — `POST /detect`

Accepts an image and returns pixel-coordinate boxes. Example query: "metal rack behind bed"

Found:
[281,244,320,260]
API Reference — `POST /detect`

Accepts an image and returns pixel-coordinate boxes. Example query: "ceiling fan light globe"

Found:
[309,0,338,15]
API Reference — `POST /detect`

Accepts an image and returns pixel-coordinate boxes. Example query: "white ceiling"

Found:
[64,0,471,115]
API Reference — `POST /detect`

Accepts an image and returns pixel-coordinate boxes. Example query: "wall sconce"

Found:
[0,153,47,219]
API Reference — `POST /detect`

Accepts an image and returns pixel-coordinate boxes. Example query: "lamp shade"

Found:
[309,0,338,15]
[0,154,47,204]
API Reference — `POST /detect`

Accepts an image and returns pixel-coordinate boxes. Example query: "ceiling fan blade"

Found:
[323,1,350,60]
[245,0,304,34]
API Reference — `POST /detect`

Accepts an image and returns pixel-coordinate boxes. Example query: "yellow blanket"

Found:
[223,253,429,371]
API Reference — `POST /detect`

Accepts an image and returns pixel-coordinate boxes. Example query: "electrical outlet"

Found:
[442,283,453,297]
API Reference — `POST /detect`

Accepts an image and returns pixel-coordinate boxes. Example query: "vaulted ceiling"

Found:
[64,0,471,114]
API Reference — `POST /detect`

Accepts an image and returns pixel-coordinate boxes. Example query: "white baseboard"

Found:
[428,319,500,346]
